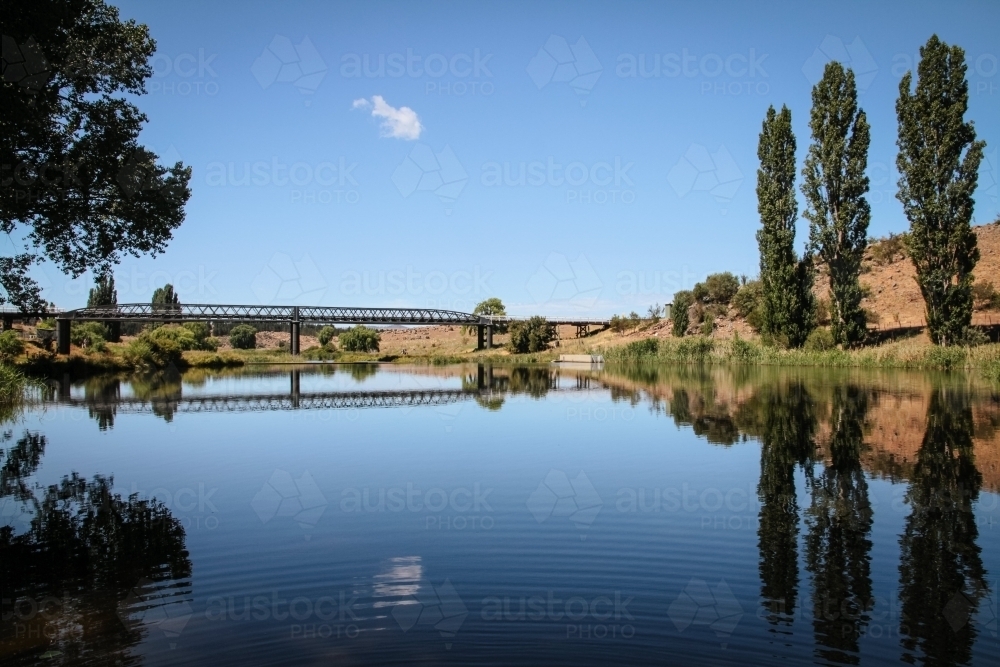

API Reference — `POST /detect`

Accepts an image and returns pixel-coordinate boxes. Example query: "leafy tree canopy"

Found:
[1,0,192,312]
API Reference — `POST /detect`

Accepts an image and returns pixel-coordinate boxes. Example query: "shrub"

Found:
[868,232,909,265]
[700,314,715,336]
[672,290,694,337]
[816,297,832,325]
[182,321,210,341]
[924,345,966,371]
[972,280,1000,310]
[732,280,764,331]
[0,330,25,361]
[730,334,761,363]
[804,327,836,352]
[122,335,183,368]
[144,324,200,350]
[178,322,216,351]
[507,317,555,354]
[339,325,380,352]
[71,321,110,347]
[229,325,258,350]
[624,338,658,357]
[318,326,337,346]
[694,272,740,305]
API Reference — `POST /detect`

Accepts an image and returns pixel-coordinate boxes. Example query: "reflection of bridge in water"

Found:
[48,367,603,416]
[59,389,479,414]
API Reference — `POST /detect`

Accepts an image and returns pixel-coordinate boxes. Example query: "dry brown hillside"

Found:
[816,221,1000,329]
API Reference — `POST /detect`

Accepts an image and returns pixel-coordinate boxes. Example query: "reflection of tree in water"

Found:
[83,376,121,431]
[129,369,183,423]
[898,387,988,667]
[736,382,816,628]
[348,364,379,382]
[475,396,505,411]
[469,367,554,399]
[670,388,741,445]
[805,386,873,665]
[0,430,192,665]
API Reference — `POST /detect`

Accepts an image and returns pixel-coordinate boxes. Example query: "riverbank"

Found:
[602,336,1000,381]
[6,332,999,383]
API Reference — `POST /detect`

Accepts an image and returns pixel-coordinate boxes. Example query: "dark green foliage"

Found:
[87,273,121,340]
[0,255,46,313]
[733,280,765,332]
[182,321,209,341]
[672,290,694,337]
[122,333,182,368]
[0,330,26,361]
[228,324,257,350]
[803,327,836,352]
[896,36,986,346]
[70,321,109,347]
[87,273,117,307]
[803,62,871,347]
[339,325,380,352]
[756,105,816,347]
[318,326,337,346]
[507,316,555,353]
[1,0,191,311]
[693,272,741,306]
[151,283,180,311]
[467,298,508,335]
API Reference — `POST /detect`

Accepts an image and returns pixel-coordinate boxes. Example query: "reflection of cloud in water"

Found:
[372,556,423,608]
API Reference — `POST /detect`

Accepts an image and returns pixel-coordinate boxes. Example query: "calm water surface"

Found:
[3,363,998,666]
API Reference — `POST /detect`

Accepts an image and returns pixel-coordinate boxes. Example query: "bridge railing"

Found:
[54,304,613,354]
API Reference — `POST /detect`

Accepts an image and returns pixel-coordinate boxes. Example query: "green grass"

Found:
[602,335,1000,377]
[0,363,45,423]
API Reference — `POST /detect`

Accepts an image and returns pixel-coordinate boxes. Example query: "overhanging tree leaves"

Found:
[896,35,985,346]
[1,0,191,312]
[802,62,871,347]
[756,105,815,348]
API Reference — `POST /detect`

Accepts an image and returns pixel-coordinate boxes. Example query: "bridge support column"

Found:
[2,316,12,331]
[290,307,300,355]
[476,325,485,351]
[56,319,71,355]
[486,325,493,349]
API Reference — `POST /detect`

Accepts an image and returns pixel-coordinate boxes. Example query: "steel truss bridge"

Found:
[53,304,611,354]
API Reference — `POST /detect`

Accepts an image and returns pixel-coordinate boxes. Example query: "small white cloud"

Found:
[352,95,422,140]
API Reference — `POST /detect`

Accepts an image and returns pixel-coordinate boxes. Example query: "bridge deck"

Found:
[52,304,612,353]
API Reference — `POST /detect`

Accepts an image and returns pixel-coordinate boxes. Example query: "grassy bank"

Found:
[0,363,45,422]
[602,335,1000,380]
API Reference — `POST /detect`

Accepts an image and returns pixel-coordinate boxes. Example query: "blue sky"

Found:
[16,0,1000,315]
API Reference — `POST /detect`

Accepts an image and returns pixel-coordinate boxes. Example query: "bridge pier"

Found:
[2,316,12,331]
[476,325,485,351]
[486,324,493,349]
[56,318,71,355]
[290,307,300,355]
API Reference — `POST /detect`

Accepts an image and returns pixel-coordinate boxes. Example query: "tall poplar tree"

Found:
[896,35,985,346]
[756,105,815,347]
[87,274,117,307]
[802,62,871,347]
